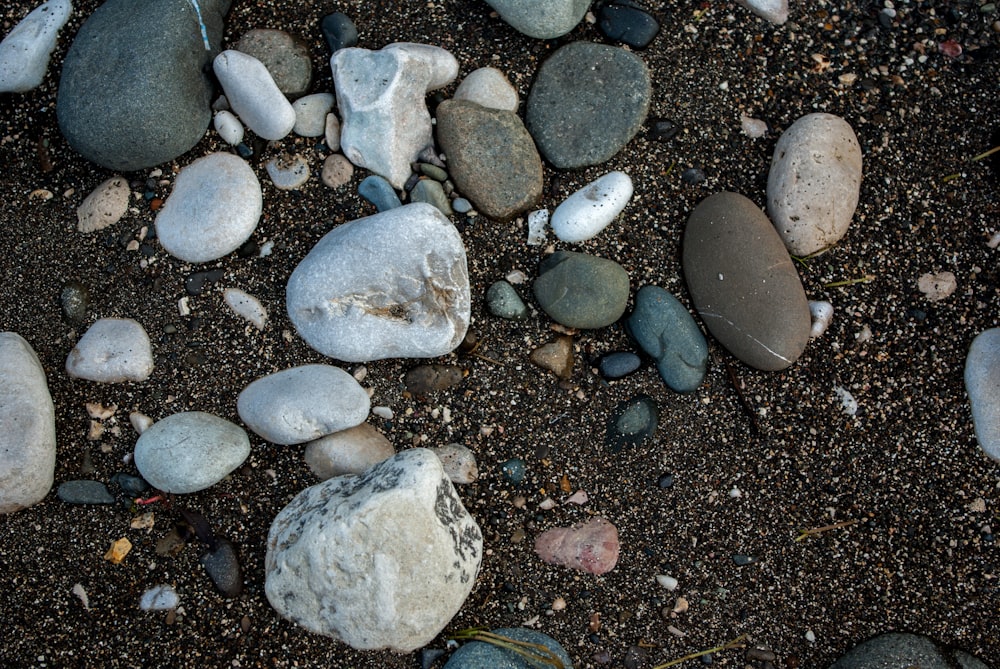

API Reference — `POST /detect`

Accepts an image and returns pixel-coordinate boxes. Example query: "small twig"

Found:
[824,274,874,288]
[725,361,760,436]
[652,634,748,668]
[970,145,1000,162]
[942,173,962,183]
[134,495,163,506]
[795,519,859,542]
[449,629,564,669]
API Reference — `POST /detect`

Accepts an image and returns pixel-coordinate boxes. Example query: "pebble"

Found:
[223,288,268,330]
[597,0,661,49]
[534,516,620,575]
[918,271,957,301]
[234,28,312,99]
[109,472,148,496]
[128,412,153,435]
[429,443,479,484]
[486,281,530,320]
[829,632,992,669]
[681,167,707,185]
[596,351,641,379]
[741,114,768,138]
[320,12,358,54]
[0,0,72,93]
[452,197,472,214]
[606,395,658,452]
[965,328,1000,462]
[214,49,296,141]
[76,176,130,233]
[57,480,115,504]
[200,537,243,598]
[322,154,354,189]
[527,209,549,245]
[443,628,573,669]
[409,179,453,216]
[736,0,789,24]
[416,163,448,181]
[358,175,402,212]
[808,300,834,338]
[293,93,335,137]
[656,473,674,489]
[404,364,465,394]
[625,285,708,393]
[60,281,89,324]
[265,153,311,190]
[648,117,679,141]
[66,318,153,383]
[483,0,591,38]
[656,574,678,590]
[304,423,395,479]
[501,458,526,483]
[325,113,341,151]
[453,67,519,112]
[551,171,633,242]
[185,268,224,296]
[213,110,245,146]
[533,250,630,329]
[530,336,575,379]
[732,554,757,566]
[139,584,178,611]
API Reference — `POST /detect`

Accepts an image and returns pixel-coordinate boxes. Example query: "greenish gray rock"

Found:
[829,632,992,669]
[410,179,453,216]
[57,480,115,504]
[606,395,658,452]
[533,251,629,329]
[444,627,573,669]
[234,29,312,99]
[483,0,590,39]
[626,285,707,393]
[486,281,529,320]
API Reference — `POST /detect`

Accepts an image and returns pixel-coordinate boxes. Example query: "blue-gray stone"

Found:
[533,251,630,329]
[606,395,658,452]
[500,458,525,483]
[626,285,707,393]
[597,0,661,49]
[829,632,993,669]
[410,179,453,217]
[57,480,115,504]
[595,351,641,380]
[444,627,573,669]
[109,472,150,496]
[452,197,473,214]
[359,175,402,212]
[965,328,1000,462]
[486,281,529,320]
[320,12,358,54]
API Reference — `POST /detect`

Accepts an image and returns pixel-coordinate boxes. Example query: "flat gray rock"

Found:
[484,0,590,39]
[829,632,992,669]
[965,328,1000,462]
[533,250,629,329]
[626,285,707,393]
[65,317,153,383]
[303,423,395,479]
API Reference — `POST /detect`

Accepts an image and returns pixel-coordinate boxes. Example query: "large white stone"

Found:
[332,43,458,189]
[214,49,296,141]
[237,364,370,445]
[304,423,395,479]
[65,317,153,383]
[965,328,1000,462]
[264,448,483,651]
[0,333,56,513]
[286,203,470,362]
[0,0,72,93]
[155,152,262,263]
[551,171,634,243]
[453,67,519,112]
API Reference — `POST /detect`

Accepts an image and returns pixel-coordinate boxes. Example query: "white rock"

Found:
[0,0,72,93]
[527,209,548,245]
[65,318,153,383]
[129,411,153,435]
[303,423,395,479]
[834,386,858,416]
[213,49,296,141]
[155,152,262,263]
[740,114,768,138]
[0,333,56,513]
[965,328,1000,462]
[429,443,479,484]
[808,300,834,338]
[77,176,130,233]
[918,271,957,301]
[736,0,789,24]
[133,411,251,494]
[139,584,178,611]
[293,93,335,137]
[324,113,341,152]
[264,448,482,651]
[237,365,370,445]
[213,110,244,146]
[265,153,310,190]
[224,287,267,330]
[551,171,633,243]
[453,67,519,112]
[656,574,679,591]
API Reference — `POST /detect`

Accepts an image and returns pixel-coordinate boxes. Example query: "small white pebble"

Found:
[551,596,566,611]
[129,411,153,435]
[527,209,549,246]
[72,583,90,611]
[371,406,393,420]
[565,489,589,505]
[805,630,817,642]
[139,584,179,611]
[729,486,742,499]
[808,300,834,338]
[988,231,1000,249]
[856,324,873,343]
[177,296,191,317]
[259,240,274,257]
[740,114,768,138]
[656,574,679,591]
[505,269,528,284]
[538,497,557,510]
[224,287,268,330]
[834,386,858,416]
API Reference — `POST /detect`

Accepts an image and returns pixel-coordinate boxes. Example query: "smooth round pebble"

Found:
[501,458,526,483]
[214,49,296,141]
[486,281,530,320]
[293,93,335,137]
[551,171,633,242]
[200,537,243,598]
[213,110,244,146]
[429,443,479,484]
[965,328,1000,462]
[606,395,658,452]
[139,585,179,611]
[625,285,707,393]
[597,0,661,49]
[453,67,519,112]
[66,317,153,383]
[266,153,311,190]
[304,423,395,479]
[224,288,268,330]
[358,175,402,212]
[533,250,630,329]
[596,351,641,380]
[320,12,359,53]
[77,176,130,233]
[452,197,472,214]
[60,281,90,324]
[404,364,465,394]
[325,113,341,152]
[321,154,354,189]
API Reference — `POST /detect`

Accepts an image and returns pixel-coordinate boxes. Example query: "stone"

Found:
[264,448,483,652]
[410,179,453,217]
[486,280,530,320]
[429,443,479,484]
[200,536,243,597]
[606,395,658,452]
[501,458,525,483]
[237,365,370,445]
[809,300,834,338]
[404,364,464,394]
[526,42,651,169]
[551,171,633,242]
[965,328,1000,462]
[320,12,358,54]
[829,632,992,669]
[213,110,244,146]
[57,480,115,504]
[766,113,862,256]
[530,336,575,379]
[139,584,179,611]
[214,49,297,141]
[444,628,574,669]
[65,318,153,383]
[155,152,262,263]
[332,43,459,189]
[918,271,958,301]
[286,203,471,362]
[60,281,89,324]
[534,516,620,575]
[484,0,591,39]
[533,250,630,329]
[736,0,789,24]
[133,411,251,494]
[293,93,335,137]
[596,0,661,49]
[265,153,310,190]
[324,113,341,151]
[595,351,641,379]
[0,333,56,514]
[683,192,811,371]
[77,176,130,233]
[527,209,549,245]
[453,67,519,112]
[322,154,354,189]
[223,288,268,330]
[57,0,228,171]
[304,423,395,479]
[358,175,402,212]
[234,28,312,99]
[625,285,708,393]
[0,0,72,93]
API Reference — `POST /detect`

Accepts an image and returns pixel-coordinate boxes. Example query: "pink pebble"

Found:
[534,516,619,575]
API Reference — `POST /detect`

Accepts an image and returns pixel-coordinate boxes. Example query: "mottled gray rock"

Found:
[683,192,810,371]
[303,423,395,479]
[736,0,789,24]
[76,176,130,233]
[626,285,707,393]
[533,250,629,329]
[57,480,114,504]
[453,67,519,112]
[429,443,479,484]
[234,28,312,99]
[409,179,452,217]
[484,0,591,39]
[0,0,72,93]
[444,628,574,669]
[829,632,992,669]
[264,448,483,651]
[487,280,530,320]
[65,317,153,383]
[965,328,1000,462]
[286,203,470,362]
[214,49,296,141]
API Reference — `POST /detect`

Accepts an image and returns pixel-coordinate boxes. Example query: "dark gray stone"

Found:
[57,480,114,504]
[404,364,464,394]
[606,395,657,452]
[358,175,402,212]
[200,536,243,598]
[234,29,312,100]
[829,632,992,669]
[444,627,574,669]
[626,285,707,393]
[321,12,358,54]
[486,281,529,320]
[597,0,660,49]
[596,351,641,379]
[533,251,629,329]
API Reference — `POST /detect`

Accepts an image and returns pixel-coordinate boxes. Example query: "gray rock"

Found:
[736,0,789,24]
[286,203,471,362]
[682,192,810,371]
[199,536,243,598]
[57,480,115,504]
[292,93,335,137]
[236,364,370,445]
[133,412,250,494]
[444,628,574,669]
[526,42,651,169]
[410,178,453,217]
[358,175,402,212]
[0,333,56,514]
[265,153,310,190]
[965,328,1000,462]
[484,0,591,39]
[606,395,658,452]
[65,317,153,383]
[453,67,519,112]
[214,49,296,141]
[533,250,629,329]
[429,443,479,484]
[487,280,530,320]
[234,28,312,99]
[264,448,483,652]
[303,423,395,479]
[57,0,229,171]
[404,364,464,394]
[626,285,707,393]
[0,0,73,93]
[829,632,992,669]
[436,99,542,220]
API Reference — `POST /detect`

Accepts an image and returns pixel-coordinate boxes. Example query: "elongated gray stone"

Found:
[484,0,590,39]
[626,285,707,393]
[965,328,1000,462]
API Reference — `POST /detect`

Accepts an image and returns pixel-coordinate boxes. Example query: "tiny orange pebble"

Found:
[104,537,132,564]
[150,198,163,211]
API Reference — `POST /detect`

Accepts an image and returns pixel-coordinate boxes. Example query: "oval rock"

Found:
[551,171,633,243]
[533,250,630,329]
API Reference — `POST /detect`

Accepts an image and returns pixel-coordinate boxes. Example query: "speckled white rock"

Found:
[551,171,633,243]
[214,49,296,141]
[65,317,153,383]
[0,0,73,93]
[139,584,179,611]
[429,443,479,484]
[766,113,862,256]
[265,153,310,190]
[736,0,788,24]
[224,287,267,330]
[527,209,548,245]
[918,271,957,301]
[213,110,244,146]
[303,423,395,479]
[965,328,1000,462]
[293,93,335,137]
[0,333,56,514]
[155,152,262,263]
[809,300,834,338]
[237,364,370,445]
[453,67,519,112]
[77,176,129,233]
[133,411,250,494]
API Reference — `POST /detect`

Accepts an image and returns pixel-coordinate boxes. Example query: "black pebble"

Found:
[606,395,659,452]
[185,268,225,295]
[681,167,707,185]
[60,281,90,324]
[237,239,259,258]
[656,473,674,489]
[419,648,446,669]
[597,0,660,49]
[321,12,358,54]
[110,472,150,497]
[596,351,641,380]
[200,537,244,598]
[647,117,679,141]
[57,480,115,504]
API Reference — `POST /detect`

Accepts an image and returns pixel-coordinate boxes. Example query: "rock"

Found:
[304,423,395,479]
[60,281,89,324]
[435,100,542,220]
[200,537,243,598]
[110,472,148,496]
[265,153,311,190]
[139,584,179,611]
[57,480,115,504]
[286,203,471,362]
[321,154,354,189]
[534,516,620,575]
[596,0,661,49]
[530,336,575,379]
[501,458,525,483]
[606,395,658,452]
[595,351,641,379]
[683,192,811,371]
[358,175,402,212]
[404,364,464,394]
[809,300,834,338]
[0,0,72,93]
[918,271,957,301]
[965,328,1000,462]
[625,285,707,393]
[332,43,459,189]
[0,333,55,514]
[429,443,479,484]
[264,448,483,652]
[155,153,262,263]
[551,171,633,243]
[293,93,335,137]
[325,113,341,151]
[410,179,453,216]
[444,628,574,669]
[486,280,530,320]
[56,0,228,171]
[484,0,590,39]
[526,42,651,169]
[65,318,153,383]
[234,28,312,99]
[237,365,370,445]
[736,0,789,24]
[77,176,130,233]
[741,114,768,138]
[453,67,519,112]
[223,287,268,330]
[320,12,358,54]
[133,412,251,494]
[213,110,244,146]
[829,632,992,669]
[766,113,862,256]
[527,209,549,245]
[533,250,630,329]
[214,50,297,141]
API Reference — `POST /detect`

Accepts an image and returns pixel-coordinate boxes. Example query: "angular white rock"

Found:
[965,328,1000,462]
[453,67,519,112]
[139,584,179,611]
[214,49,296,141]
[224,287,267,330]
[429,443,479,484]
[265,153,310,190]
[736,0,789,24]
[527,209,548,246]
[0,0,72,93]
[808,300,834,338]
[65,317,153,383]
[213,110,244,146]
[304,423,395,479]
[77,176,130,233]
[293,93,335,137]
[918,271,957,301]
[551,171,633,243]
[740,114,768,138]
[237,364,370,445]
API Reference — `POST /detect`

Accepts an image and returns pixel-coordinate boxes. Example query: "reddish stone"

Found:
[534,516,619,575]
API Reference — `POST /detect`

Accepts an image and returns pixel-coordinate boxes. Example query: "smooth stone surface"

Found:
[155,153,262,263]
[596,351,641,380]
[358,175,402,212]
[200,536,243,597]
[444,628,574,669]
[286,203,471,362]
[736,0,789,24]
[77,176,130,233]
[530,336,574,379]
[293,93,335,137]
[429,443,479,484]
[436,99,542,220]
[484,0,590,39]
[404,364,464,394]
[322,154,354,189]
[551,171,633,242]
[214,49,297,141]
[321,12,358,54]
[453,67,519,112]
[767,113,862,256]
[526,42,651,169]
[486,280,530,320]
[626,285,707,392]
[65,317,153,383]
[828,632,992,669]
[304,423,395,479]
[265,153,311,190]
[597,0,661,49]
[533,250,630,329]
[264,448,483,652]
[57,480,114,504]
[133,412,250,494]
[683,192,811,371]
[534,516,620,575]
[237,364,370,445]
[213,110,244,146]
[409,179,453,216]
[606,395,658,451]
[324,113,341,151]
[224,287,268,330]
[234,28,312,99]
[0,333,56,514]
[965,328,1000,462]
[0,0,72,93]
